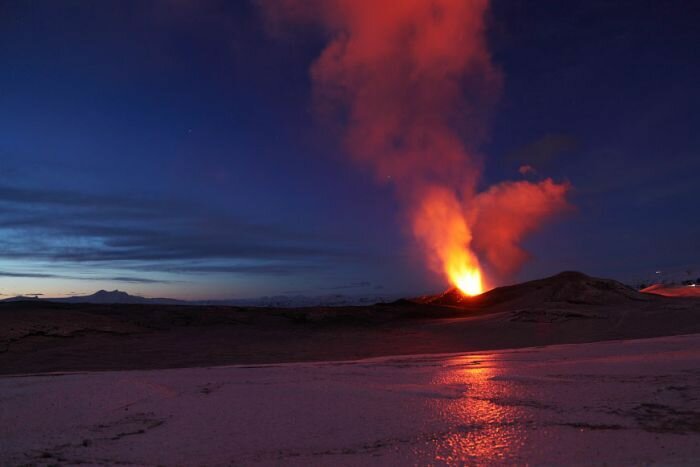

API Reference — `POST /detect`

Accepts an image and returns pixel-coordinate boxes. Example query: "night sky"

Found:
[1,0,698,299]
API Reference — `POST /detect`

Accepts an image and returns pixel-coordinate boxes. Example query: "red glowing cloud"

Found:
[471,178,571,276]
[260,0,571,293]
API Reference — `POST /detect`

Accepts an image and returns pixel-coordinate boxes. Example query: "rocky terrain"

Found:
[1,271,699,375]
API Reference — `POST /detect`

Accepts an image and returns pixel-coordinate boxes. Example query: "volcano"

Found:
[421,271,654,309]
[413,271,665,323]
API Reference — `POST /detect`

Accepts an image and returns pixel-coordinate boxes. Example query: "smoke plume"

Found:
[260,0,570,291]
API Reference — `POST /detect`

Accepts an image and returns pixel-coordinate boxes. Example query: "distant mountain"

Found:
[63,290,140,304]
[55,290,186,305]
[1,290,186,306]
[1,289,399,307]
[1,295,43,302]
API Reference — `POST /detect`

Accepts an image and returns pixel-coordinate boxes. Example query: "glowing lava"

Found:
[450,263,483,296]
[444,238,484,296]
[412,186,485,297]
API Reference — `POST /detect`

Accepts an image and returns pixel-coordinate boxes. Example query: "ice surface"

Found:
[2,334,700,465]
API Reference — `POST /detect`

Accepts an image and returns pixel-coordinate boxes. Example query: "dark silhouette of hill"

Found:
[1,271,699,375]
[57,290,185,305]
[1,295,43,302]
[1,290,184,305]
[1,289,398,307]
[420,271,655,309]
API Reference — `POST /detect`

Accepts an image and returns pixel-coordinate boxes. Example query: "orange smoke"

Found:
[260,0,570,295]
[472,179,571,277]
[412,186,484,295]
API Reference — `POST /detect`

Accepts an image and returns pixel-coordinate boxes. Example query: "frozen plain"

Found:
[2,334,700,465]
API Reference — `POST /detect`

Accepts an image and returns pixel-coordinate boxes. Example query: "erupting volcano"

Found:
[451,262,483,297]
[412,186,485,295]
[4,2,699,465]
[262,0,570,293]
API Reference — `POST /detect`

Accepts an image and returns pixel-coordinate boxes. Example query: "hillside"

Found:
[1,271,699,374]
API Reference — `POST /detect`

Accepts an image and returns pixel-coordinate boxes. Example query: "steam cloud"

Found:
[260,0,570,288]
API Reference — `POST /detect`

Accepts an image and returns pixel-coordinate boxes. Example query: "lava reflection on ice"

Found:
[2,336,700,465]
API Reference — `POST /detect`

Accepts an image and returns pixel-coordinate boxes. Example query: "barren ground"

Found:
[2,272,700,375]
[2,334,699,465]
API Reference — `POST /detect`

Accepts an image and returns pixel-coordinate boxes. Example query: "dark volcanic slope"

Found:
[1,271,699,375]
[421,271,654,309]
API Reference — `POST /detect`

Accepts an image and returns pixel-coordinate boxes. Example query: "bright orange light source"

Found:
[451,266,483,296]
[446,252,484,296]
[412,186,486,298]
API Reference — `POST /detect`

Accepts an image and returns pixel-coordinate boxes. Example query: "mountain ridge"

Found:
[4,271,691,308]
[0,289,399,308]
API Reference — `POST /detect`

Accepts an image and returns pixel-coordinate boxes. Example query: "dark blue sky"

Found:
[1,0,698,299]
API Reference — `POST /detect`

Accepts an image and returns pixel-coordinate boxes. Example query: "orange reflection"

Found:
[423,354,528,463]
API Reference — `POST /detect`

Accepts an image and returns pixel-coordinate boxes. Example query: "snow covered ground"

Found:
[2,334,700,465]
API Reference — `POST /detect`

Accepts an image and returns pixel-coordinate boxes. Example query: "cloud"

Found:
[103,276,170,284]
[0,271,56,279]
[321,281,372,290]
[507,133,579,167]
[518,165,537,176]
[0,185,164,211]
[157,263,321,276]
[0,184,351,280]
[259,0,570,290]
[0,271,168,284]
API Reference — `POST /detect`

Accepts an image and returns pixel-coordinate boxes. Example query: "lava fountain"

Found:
[451,264,483,296]
[412,185,485,296]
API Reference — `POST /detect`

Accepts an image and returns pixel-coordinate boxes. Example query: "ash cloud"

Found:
[259,0,571,287]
